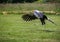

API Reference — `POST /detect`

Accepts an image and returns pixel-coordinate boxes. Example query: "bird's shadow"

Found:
[42,29,54,32]
[40,29,60,33]
[22,14,37,21]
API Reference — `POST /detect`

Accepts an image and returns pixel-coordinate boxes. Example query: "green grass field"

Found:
[0,13,60,42]
[0,3,60,12]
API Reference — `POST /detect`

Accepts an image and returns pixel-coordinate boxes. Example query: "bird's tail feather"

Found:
[47,18,57,25]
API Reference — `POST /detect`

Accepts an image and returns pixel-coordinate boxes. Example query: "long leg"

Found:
[40,18,45,25]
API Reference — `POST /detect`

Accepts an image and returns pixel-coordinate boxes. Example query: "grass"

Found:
[0,3,59,12]
[0,13,60,42]
[0,3,60,15]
